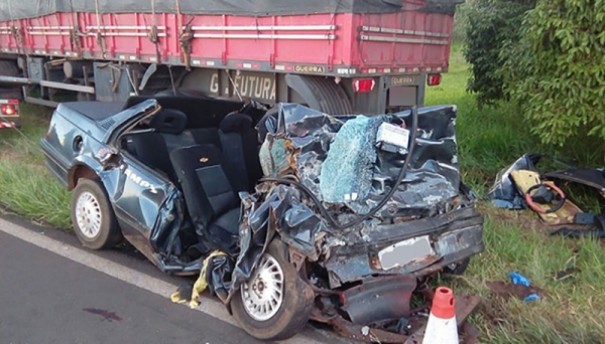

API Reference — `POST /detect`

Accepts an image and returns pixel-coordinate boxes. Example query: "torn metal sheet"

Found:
[258,104,463,216]
[488,153,542,209]
[342,275,416,325]
[543,168,605,196]
[244,104,483,289]
[326,293,481,344]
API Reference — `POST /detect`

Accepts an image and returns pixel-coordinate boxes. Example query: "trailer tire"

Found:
[0,60,21,90]
[231,240,314,341]
[0,60,20,77]
[285,75,353,115]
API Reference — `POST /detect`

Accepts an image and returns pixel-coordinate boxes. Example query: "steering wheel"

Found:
[524,183,566,214]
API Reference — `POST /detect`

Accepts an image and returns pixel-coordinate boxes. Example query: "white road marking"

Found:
[0,217,337,344]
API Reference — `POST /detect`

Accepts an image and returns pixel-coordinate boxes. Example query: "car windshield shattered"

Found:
[228,103,478,291]
[41,96,483,342]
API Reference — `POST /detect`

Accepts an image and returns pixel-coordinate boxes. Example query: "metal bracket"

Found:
[139,63,157,91]
[288,247,306,272]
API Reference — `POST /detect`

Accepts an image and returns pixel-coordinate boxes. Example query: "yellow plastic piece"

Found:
[510,170,581,225]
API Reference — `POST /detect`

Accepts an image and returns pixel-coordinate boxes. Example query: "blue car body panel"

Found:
[41,98,199,273]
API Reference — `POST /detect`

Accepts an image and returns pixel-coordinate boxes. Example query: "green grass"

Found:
[1,48,604,343]
[0,103,71,228]
[426,45,605,343]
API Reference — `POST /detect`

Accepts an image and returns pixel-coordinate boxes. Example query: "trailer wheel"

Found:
[285,75,353,115]
[231,240,314,341]
[0,60,20,77]
[0,60,21,90]
[71,178,122,250]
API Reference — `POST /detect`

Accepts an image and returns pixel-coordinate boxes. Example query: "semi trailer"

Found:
[0,0,462,118]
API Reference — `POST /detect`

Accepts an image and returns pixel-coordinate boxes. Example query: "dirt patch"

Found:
[485,281,544,301]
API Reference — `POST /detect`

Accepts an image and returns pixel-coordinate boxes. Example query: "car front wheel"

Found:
[71,178,122,250]
[230,240,314,341]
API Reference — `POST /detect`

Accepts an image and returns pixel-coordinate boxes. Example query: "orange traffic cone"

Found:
[422,287,458,344]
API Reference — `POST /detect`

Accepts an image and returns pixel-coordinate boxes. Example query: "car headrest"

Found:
[219,112,253,133]
[150,108,187,134]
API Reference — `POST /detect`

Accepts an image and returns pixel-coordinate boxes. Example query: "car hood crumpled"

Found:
[220,103,468,301]
[257,103,461,219]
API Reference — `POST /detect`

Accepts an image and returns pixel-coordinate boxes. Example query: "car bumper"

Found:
[323,206,484,287]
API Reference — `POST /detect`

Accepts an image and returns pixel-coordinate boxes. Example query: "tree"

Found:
[502,0,605,145]
[464,0,535,106]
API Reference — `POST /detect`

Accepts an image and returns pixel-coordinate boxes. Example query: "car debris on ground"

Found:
[487,272,543,303]
[489,153,605,237]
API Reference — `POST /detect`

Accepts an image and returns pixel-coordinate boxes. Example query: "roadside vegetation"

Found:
[465,0,605,148]
[426,44,605,343]
[0,104,70,228]
[0,48,604,344]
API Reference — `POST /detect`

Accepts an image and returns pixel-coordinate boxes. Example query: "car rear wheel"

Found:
[71,178,122,250]
[230,240,314,341]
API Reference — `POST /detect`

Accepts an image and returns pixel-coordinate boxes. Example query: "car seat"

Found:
[218,112,263,192]
[126,108,194,180]
[170,144,240,254]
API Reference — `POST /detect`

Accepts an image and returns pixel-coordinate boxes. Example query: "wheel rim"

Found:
[75,191,102,239]
[240,253,285,322]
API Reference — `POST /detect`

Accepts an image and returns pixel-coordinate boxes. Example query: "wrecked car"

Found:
[40,96,484,341]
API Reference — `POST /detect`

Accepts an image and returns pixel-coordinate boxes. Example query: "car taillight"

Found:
[427,74,442,86]
[353,79,376,93]
[1,104,17,116]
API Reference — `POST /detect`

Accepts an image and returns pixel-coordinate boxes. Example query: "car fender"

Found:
[67,154,104,189]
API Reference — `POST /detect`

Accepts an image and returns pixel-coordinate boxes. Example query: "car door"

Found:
[100,156,180,263]
[97,98,182,264]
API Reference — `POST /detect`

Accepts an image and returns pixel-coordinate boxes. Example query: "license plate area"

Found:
[377,236,435,270]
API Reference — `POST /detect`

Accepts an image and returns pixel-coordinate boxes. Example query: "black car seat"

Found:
[190,127,222,148]
[170,144,240,254]
[126,109,194,180]
[218,112,263,192]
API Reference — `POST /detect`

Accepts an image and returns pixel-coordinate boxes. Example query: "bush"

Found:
[503,0,605,146]
[464,0,535,106]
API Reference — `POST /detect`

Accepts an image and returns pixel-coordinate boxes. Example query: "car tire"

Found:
[444,257,471,275]
[71,178,122,250]
[230,240,315,341]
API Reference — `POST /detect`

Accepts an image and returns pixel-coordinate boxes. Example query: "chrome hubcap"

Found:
[241,254,284,321]
[75,191,102,239]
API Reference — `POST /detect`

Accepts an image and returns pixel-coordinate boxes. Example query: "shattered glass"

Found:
[320,116,384,203]
[228,104,467,292]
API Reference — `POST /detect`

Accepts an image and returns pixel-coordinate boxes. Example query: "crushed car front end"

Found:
[226,103,484,338]
[322,206,484,288]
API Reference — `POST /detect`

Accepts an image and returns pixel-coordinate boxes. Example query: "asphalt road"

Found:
[0,216,342,344]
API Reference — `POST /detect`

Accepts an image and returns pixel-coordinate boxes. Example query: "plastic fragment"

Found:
[508,271,541,302]
[508,271,531,287]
